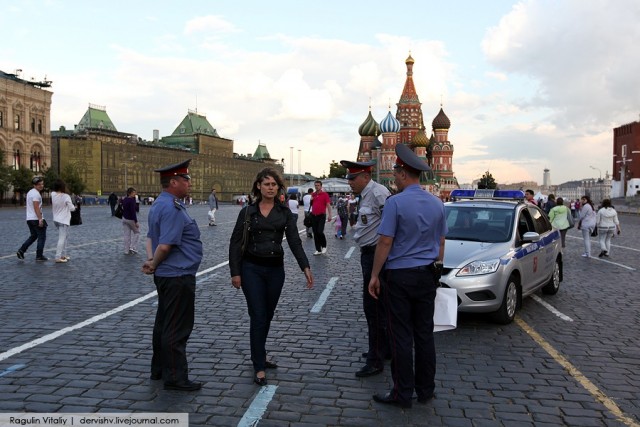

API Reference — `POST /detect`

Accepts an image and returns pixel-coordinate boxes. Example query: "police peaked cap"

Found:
[394,144,430,172]
[340,159,377,179]
[154,159,192,179]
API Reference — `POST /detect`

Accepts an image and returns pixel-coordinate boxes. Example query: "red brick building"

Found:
[612,120,640,197]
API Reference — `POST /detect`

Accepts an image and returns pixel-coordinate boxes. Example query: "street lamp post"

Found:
[589,165,602,180]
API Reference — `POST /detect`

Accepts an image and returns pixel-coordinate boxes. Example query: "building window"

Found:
[31,118,36,132]
[30,152,42,172]
[38,119,42,134]
[14,114,21,130]
[0,111,3,128]
[622,145,627,157]
[13,149,20,170]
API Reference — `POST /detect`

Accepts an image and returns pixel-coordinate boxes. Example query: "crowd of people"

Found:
[12,155,624,407]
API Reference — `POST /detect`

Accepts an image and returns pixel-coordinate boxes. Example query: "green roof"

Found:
[171,111,219,137]
[253,143,271,160]
[77,105,117,131]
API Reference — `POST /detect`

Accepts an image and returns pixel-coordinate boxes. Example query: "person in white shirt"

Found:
[51,179,76,263]
[17,176,48,261]
[302,188,313,238]
[287,193,299,222]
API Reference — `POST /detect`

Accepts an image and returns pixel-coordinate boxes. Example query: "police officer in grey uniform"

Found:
[368,144,447,408]
[340,159,391,378]
[142,159,203,391]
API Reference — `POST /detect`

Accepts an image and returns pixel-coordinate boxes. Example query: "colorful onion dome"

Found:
[412,128,429,147]
[432,107,451,130]
[380,111,400,133]
[358,111,379,137]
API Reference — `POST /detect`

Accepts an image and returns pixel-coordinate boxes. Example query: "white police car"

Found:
[441,189,562,324]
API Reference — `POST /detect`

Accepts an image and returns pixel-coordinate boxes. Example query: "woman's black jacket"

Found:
[229,202,310,277]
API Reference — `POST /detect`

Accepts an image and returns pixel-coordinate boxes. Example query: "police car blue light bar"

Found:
[450,189,525,200]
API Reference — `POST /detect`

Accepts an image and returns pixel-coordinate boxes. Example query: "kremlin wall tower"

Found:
[355,54,458,200]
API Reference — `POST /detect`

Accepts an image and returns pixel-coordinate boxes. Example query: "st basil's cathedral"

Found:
[355,54,459,200]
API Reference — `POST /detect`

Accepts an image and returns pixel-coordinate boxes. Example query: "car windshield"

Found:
[445,205,514,243]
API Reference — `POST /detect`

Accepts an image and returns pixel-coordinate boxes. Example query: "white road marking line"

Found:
[237,385,278,427]
[530,295,574,321]
[0,262,227,362]
[345,246,356,259]
[310,277,338,313]
[594,258,636,270]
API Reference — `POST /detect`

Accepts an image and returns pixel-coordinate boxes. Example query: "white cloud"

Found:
[183,15,239,35]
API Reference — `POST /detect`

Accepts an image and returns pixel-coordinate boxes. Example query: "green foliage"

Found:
[42,166,59,192]
[0,151,12,194]
[61,163,86,196]
[478,170,497,189]
[11,166,36,194]
[328,161,347,178]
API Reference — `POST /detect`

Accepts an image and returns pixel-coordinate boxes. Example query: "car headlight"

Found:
[456,259,500,276]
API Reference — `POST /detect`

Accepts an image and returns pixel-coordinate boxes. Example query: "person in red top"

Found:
[524,189,537,205]
[310,180,332,255]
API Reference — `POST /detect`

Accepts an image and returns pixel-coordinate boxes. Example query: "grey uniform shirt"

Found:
[353,179,391,248]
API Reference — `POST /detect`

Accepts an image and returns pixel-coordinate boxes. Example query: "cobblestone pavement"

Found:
[0,204,639,426]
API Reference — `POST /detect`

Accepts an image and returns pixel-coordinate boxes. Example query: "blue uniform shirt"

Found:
[377,184,448,270]
[147,191,203,277]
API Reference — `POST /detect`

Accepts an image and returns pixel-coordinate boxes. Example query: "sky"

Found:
[2,0,639,185]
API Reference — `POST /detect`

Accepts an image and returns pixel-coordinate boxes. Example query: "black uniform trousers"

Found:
[151,274,196,384]
[360,246,389,369]
[383,265,437,404]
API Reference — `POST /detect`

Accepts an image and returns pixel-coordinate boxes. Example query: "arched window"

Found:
[38,120,42,134]
[0,111,3,128]
[13,149,20,170]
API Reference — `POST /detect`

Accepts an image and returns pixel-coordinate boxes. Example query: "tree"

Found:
[61,163,86,196]
[478,171,497,189]
[42,166,59,193]
[0,150,13,196]
[328,161,347,179]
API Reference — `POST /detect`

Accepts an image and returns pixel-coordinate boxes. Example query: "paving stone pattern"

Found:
[1,203,639,426]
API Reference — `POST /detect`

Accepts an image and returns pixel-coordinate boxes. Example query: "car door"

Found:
[515,208,541,293]
[528,205,557,285]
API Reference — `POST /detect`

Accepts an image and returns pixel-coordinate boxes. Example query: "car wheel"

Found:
[542,257,561,295]
[493,275,518,324]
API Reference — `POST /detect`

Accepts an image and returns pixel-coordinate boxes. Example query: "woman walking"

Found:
[578,195,596,258]
[548,197,571,248]
[229,168,313,386]
[596,199,621,257]
[51,179,76,263]
[122,187,140,254]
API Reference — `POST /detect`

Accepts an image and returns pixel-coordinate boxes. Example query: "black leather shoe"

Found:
[355,365,383,377]
[416,393,435,403]
[163,380,202,391]
[150,372,162,380]
[264,360,278,369]
[598,250,606,258]
[254,375,267,386]
[373,392,411,408]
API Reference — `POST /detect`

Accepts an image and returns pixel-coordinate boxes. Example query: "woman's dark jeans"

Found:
[241,260,285,373]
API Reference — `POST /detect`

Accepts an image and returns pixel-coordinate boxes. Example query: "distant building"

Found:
[0,69,52,176]
[612,120,640,198]
[355,54,458,199]
[51,105,281,201]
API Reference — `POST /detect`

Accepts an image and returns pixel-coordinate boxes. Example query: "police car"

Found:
[441,189,562,324]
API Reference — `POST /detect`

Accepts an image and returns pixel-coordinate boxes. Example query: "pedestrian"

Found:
[229,167,313,386]
[108,192,118,216]
[17,176,48,261]
[122,187,140,255]
[340,159,391,378]
[348,193,358,227]
[208,188,219,226]
[142,159,203,391]
[574,199,581,219]
[524,189,537,205]
[51,179,76,263]
[287,193,299,222]
[336,194,349,238]
[310,180,332,255]
[577,195,596,258]
[548,197,571,248]
[596,199,621,257]
[368,144,447,408]
[543,194,555,215]
[302,188,314,238]
[570,200,576,219]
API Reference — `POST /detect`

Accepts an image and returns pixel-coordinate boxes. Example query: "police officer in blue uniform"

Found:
[142,159,203,391]
[340,159,391,378]
[368,144,448,408]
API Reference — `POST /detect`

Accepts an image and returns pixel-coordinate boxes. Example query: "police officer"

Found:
[340,159,391,378]
[368,144,447,408]
[142,159,203,391]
